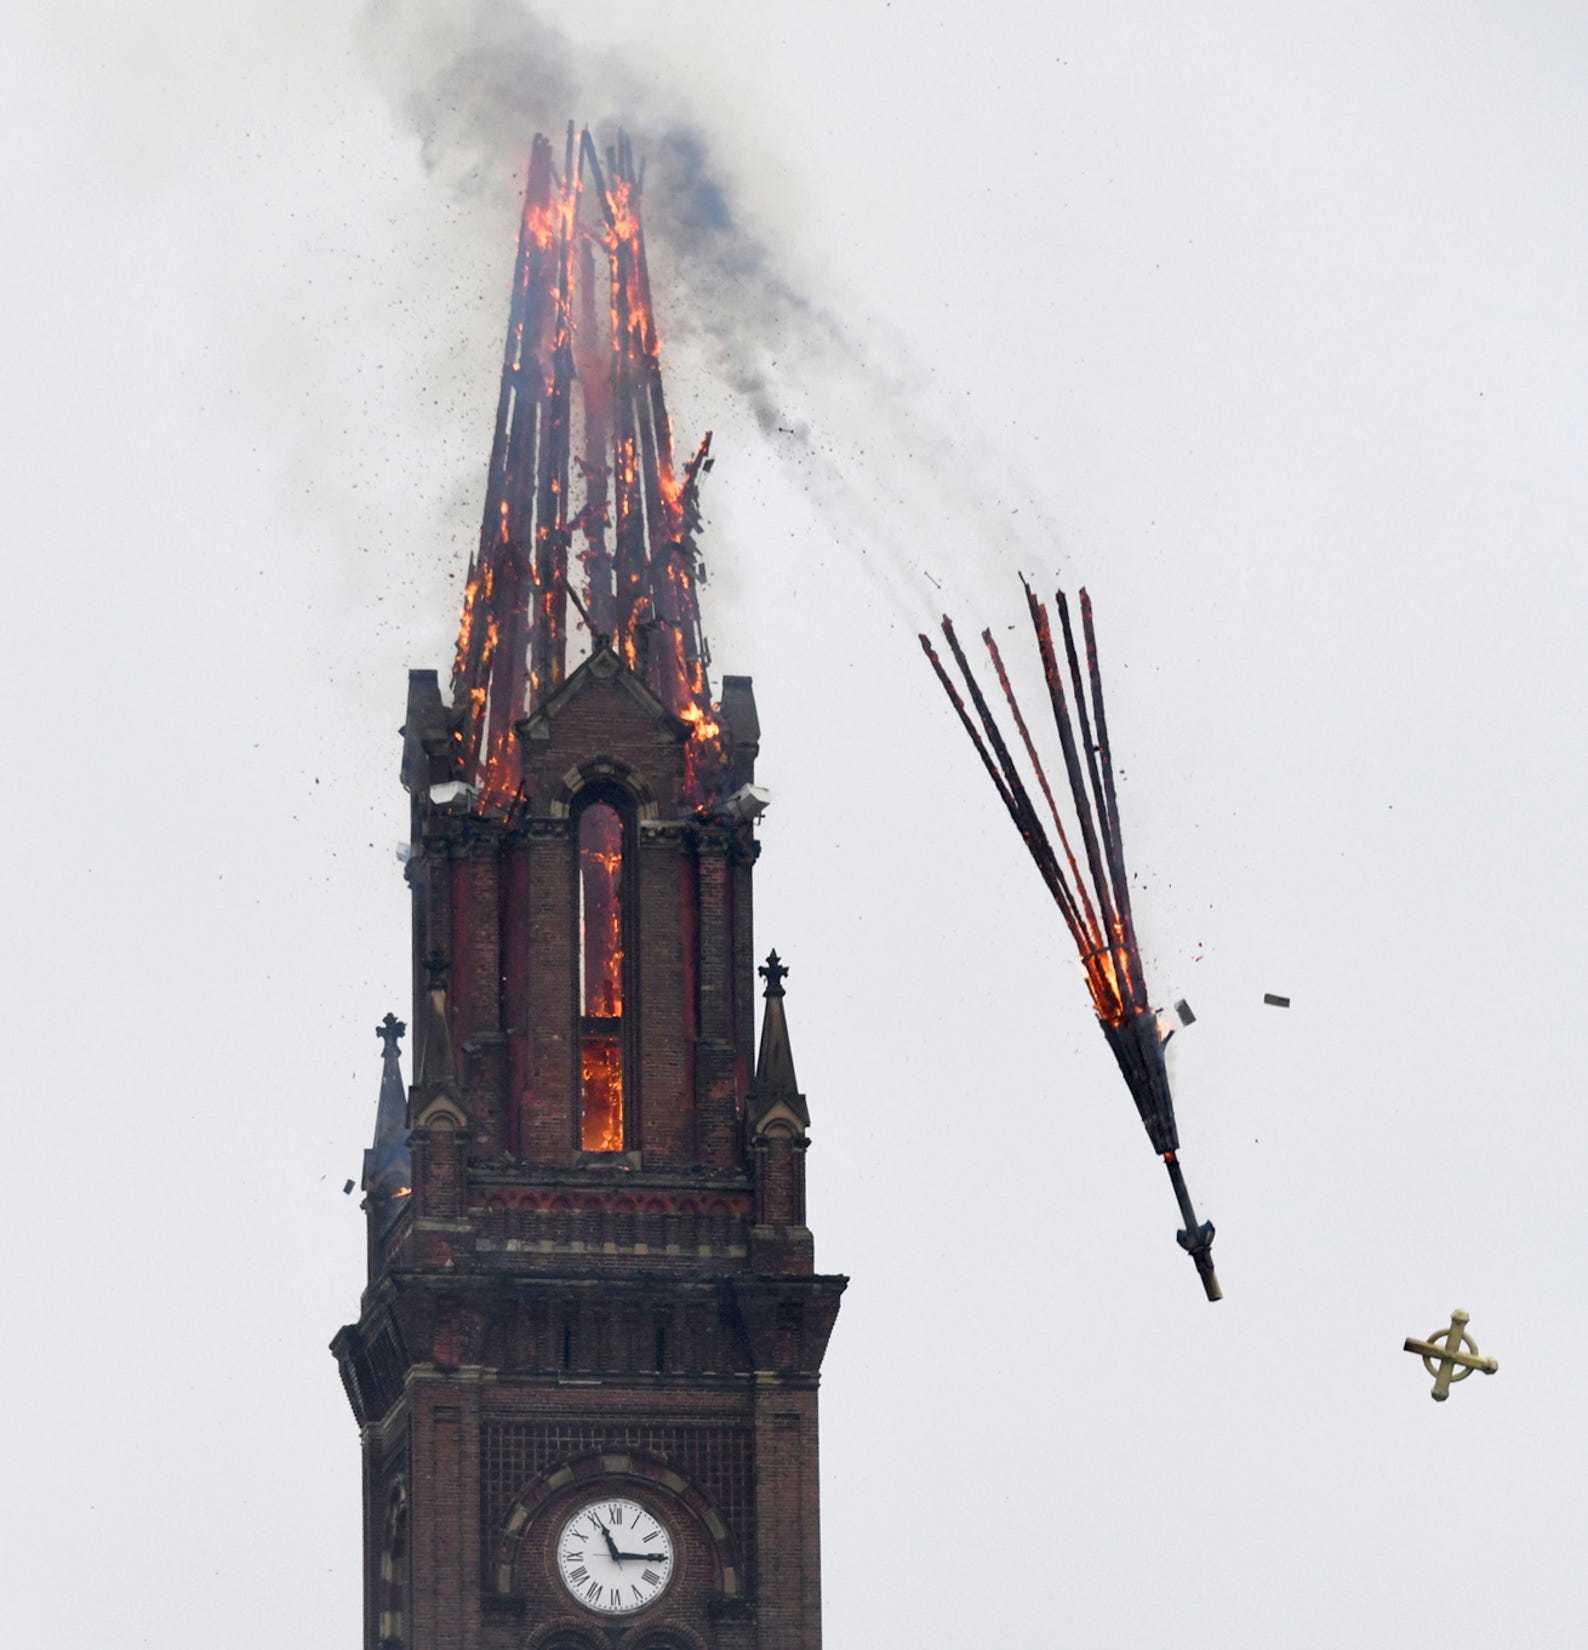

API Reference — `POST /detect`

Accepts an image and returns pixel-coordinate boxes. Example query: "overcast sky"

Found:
[6,2,1588,1645]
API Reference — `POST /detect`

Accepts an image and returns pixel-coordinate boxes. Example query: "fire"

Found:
[451,564,482,685]
[524,198,560,251]
[449,127,726,812]
[922,588,1154,1040]
[576,801,625,1149]
[579,1038,623,1151]
[604,176,640,249]
[579,804,624,1017]
[658,465,685,529]
[678,698,721,744]
[1082,943,1129,1027]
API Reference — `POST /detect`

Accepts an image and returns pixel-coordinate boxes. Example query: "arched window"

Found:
[577,796,627,1151]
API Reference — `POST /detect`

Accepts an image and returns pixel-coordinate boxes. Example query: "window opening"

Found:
[578,801,625,1150]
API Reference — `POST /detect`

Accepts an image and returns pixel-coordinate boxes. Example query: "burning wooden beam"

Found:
[444,126,728,811]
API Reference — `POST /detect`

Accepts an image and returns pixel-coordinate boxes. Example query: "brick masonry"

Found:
[334,650,845,1649]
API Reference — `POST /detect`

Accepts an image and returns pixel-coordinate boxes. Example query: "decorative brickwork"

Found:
[481,1421,754,1560]
[334,607,845,1648]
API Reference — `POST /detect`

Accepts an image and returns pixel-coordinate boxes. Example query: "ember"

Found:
[452,127,722,812]
[922,583,1222,1301]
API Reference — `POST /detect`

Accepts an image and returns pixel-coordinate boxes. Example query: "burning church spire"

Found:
[922,584,1222,1301]
[338,123,844,1650]
[452,124,720,814]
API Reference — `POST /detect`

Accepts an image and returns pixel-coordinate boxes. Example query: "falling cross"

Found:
[1403,1309,1499,1401]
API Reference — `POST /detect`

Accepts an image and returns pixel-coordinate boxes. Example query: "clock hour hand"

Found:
[616,1552,668,1563]
[594,1519,622,1564]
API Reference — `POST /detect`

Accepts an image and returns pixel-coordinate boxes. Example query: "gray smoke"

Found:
[356,0,1061,613]
[358,0,836,434]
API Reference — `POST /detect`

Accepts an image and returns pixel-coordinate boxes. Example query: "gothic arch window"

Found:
[573,785,633,1151]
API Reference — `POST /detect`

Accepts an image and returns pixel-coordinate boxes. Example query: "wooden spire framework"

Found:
[921,583,1222,1301]
[452,126,719,812]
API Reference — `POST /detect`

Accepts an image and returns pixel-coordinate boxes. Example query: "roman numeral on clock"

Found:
[642,1569,660,1586]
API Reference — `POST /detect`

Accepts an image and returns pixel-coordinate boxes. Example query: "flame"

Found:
[481,726,520,811]
[604,177,639,249]
[580,804,623,1016]
[579,1038,623,1151]
[575,803,625,1148]
[451,129,725,810]
[452,565,482,684]
[1082,942,1129,1027]
[678,698,721,744]
[524,198,559,251]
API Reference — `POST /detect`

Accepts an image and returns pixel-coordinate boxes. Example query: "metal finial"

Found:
[1404,1309,1500,1401]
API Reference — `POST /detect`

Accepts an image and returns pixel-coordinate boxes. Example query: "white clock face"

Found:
[556,1497,675,1616]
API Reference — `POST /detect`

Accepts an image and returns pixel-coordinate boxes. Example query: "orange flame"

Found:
[452,130,725,813]
[580,804,624,1017]
[579,1038,623,1151]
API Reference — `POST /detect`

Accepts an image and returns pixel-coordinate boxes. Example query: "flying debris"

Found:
[1174,999,1196,1026]
[451,126,722,813]
[1403,1309,1499,1402]
[921,583,1222,1301]
[1263,993,1290,1008]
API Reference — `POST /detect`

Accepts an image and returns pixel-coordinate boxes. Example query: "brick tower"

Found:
[332,128,846,1650]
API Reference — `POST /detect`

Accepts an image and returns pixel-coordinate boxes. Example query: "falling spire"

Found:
[921,588,1221,1302]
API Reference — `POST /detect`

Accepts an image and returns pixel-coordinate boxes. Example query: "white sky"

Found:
[5,2,1587,1645]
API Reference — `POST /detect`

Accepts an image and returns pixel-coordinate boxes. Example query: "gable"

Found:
[515,646,693,815]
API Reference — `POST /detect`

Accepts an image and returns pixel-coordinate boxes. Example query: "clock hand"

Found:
[615,1552,669,1563]
[594,1519,622,1564]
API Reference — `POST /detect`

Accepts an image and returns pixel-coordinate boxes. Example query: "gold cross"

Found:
[1403,1309,1499,1402]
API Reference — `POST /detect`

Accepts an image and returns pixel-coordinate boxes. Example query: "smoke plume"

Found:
[356,0,1060,618]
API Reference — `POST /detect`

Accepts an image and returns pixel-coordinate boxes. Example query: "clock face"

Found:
[556,1497,675,1616]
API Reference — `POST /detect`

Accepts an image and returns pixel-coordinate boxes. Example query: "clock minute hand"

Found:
[616,1552,669,1563]
[594,1519,622,1564]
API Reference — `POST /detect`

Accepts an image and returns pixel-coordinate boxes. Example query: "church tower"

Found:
[332,128,846,1650]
